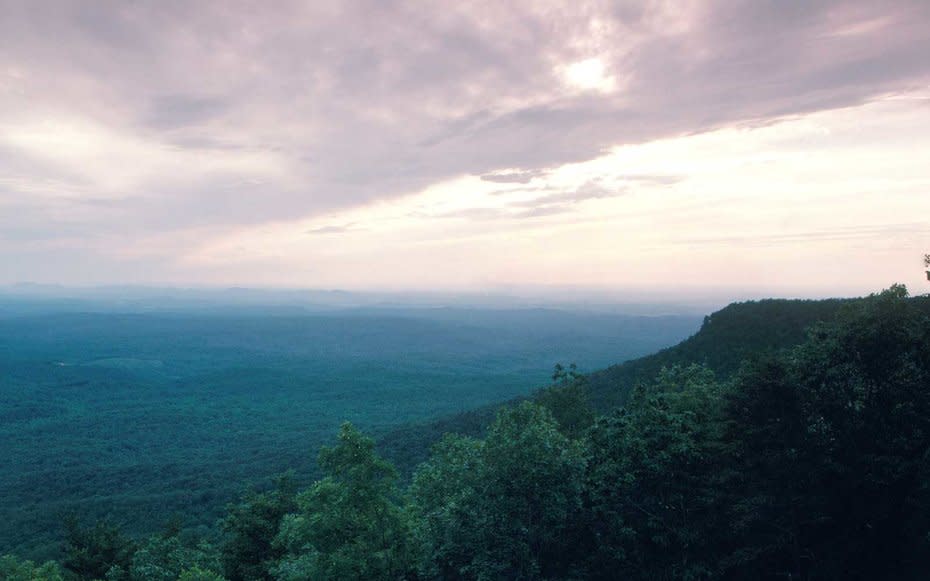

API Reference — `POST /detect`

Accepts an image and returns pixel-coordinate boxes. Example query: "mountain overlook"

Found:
[3,288,929,580]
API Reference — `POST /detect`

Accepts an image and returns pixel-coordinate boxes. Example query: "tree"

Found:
[61,516,136,581]
[789,285,930,578]
[724,285,930,579]
[535,363,595,439]
[723,356,817,578]
[220,473,297,581]
[408,433,486,580]
[273,423,414,581]
[179,566,227,581]
[128,526,222,581]
[0,554,65,581]
[411,402,586,580]
[584,365,728,580]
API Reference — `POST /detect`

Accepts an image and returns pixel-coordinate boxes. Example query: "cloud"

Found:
[621,175,682,186]
[560,58,618,93]
[1,0,929,286]
[411,180,628,223]
[510,181,627,210]
[146,94,229,130]
[155,93,930,294]
[305,223,359,235]
[480,169,548,184]
[675,223,930,248]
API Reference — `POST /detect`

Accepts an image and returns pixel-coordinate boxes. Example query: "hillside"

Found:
[4,289,929,580]
[0,307,698,560]
[379,297,854,473]
[584,297,852,409]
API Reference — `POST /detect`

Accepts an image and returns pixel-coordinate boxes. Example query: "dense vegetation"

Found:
[378,297,852,474]
[0,307,698,560]
[3,286,929,579]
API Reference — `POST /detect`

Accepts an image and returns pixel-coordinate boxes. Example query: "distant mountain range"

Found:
[0,283,731,316]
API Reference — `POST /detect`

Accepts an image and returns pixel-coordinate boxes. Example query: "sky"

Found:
[1,0,929,299]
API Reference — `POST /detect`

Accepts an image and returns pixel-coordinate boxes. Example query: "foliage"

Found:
[386,298,851,476]
[61,516,136,581]
[127,529,222,581]
[273,423,414,581]
[585,298,850,409]
[0,554,65,581]
[411,402,586,580]
[721,355,811,577]
[4,288,930,580]
[408,434,486,580]
[178,566,227,581]
[724,285,930,579]
[220,474,297,581]
[0,309,693,557]
[584,365,729,580]
[535,363,596,439]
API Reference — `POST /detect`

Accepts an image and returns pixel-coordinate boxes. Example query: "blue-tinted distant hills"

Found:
[0,283,715,316]
[0,297,700,560]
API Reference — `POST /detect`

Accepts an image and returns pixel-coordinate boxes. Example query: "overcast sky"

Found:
[1,0,929,298]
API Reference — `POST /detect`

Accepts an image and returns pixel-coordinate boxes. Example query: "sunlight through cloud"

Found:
[560,58,617,93]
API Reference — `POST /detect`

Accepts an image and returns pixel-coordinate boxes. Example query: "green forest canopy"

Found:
[3,286,929,580]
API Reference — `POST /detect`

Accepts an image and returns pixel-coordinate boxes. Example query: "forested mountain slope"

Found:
[379,297,859,472]
[585,298,852,409]
[5,289,929,580]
